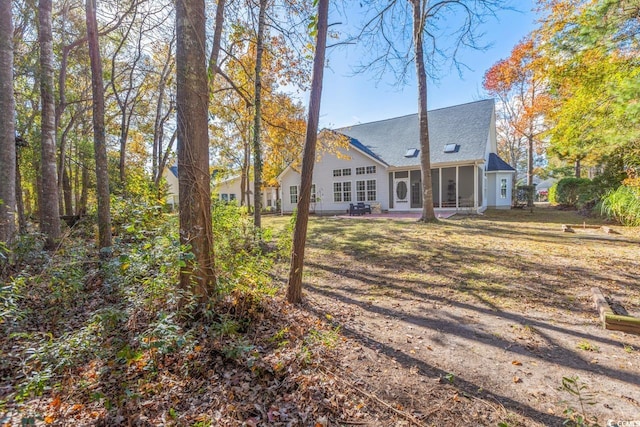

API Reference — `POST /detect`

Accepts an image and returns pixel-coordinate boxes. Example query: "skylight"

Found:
[444,143,459,153]
[404,148,419,158]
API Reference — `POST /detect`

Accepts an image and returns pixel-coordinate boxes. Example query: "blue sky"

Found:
[314,1,538,129]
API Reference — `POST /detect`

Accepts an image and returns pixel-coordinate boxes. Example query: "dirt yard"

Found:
[273,207,640,425]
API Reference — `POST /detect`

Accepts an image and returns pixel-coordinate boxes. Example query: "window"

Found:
[500,178,507,199]
[356,165,376,175]
[333,182,351,202]
[229,194,236,201]
[356,180,377,201]
[356,180,366,201]
[221,193,229,201]
[311,184,316,203]
[444,143,459,153]
[367,179,376,201]
[405,148,419,158]
[290,185,298,203]
[342,168,351,176]
[333,169,342,177]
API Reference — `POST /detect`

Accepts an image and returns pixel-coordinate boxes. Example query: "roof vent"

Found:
[404,148,419,158]
[444,143,459,153]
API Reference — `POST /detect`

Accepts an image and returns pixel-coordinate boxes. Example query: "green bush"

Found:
[548,183,558,204]
[600,185,640,226]
[552,178,594,208]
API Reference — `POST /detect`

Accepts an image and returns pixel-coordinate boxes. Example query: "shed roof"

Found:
[334,99,495,167]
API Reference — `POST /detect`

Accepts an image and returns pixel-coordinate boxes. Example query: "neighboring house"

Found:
[279,99,515,215]
[534,177,556,202]
[215,175,278,209]
[162,166,179,209]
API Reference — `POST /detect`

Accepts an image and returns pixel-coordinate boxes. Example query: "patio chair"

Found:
[357,202,372,214]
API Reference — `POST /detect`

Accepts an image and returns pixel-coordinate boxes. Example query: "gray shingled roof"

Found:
[335,99,495,167]
[486,153,516,171]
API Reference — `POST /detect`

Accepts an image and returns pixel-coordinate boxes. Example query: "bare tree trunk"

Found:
[0,0,16,244]
[15,150,26,234]
[153,36,175,185]
[411,0,436,222]
[86,0,112,250]
[176,0,215,300]
[286,0,329,304]
[62,166,73,216]
[79,150,89,216]
[207,0,226,91]
[527,135,534,185]
[38,0,61,249]
[252,0,267,228]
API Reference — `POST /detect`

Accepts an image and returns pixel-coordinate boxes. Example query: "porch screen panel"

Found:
[410,170,422,208]
[458,166,474,207]
[441,167,456,207]
[431,168,439,208]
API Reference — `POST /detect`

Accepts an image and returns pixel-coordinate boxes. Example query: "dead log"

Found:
[592,287,640,335]
[562,225,574,233]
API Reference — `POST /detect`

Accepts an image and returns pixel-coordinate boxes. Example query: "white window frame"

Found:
[290,185,298,203]
[366,165,376,174]
[500,178,507,199]
[355,166,365,175]
[333,181,352,202]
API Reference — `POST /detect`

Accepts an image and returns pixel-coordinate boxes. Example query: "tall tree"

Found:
[252,0,267,228]
[483,38,550,185]
[410,0,435,221]
[355,0,508,221]
[536,0,640,173]
[287,0,329,304]
[86,0,113,250]
[38,0,62,249]
[0,0,16,245]
[176,0,216,299]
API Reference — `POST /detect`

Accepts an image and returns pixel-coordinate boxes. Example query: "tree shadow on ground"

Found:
[303,299,568,425]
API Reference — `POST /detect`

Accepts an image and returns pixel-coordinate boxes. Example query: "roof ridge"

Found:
[334,99,494,131]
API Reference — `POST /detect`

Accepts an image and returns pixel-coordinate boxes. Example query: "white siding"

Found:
[215,177,276,208]
[162,168,179,208]
[280,146,389,214]
[486,172,513,209]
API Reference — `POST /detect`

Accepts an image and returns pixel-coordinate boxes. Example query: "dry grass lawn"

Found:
[267,206,640,425]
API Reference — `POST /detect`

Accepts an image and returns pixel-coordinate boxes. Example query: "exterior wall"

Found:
[162,168,179,208]
[486,172,513,208]
[215,177,276,209]
[280,145,389,214]
[216,178,243,203]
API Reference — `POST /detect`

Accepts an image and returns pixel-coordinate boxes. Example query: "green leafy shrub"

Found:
[548,183,558,204]
[211,201,277,312]
[552,178,594,208]
[599,185,640,226]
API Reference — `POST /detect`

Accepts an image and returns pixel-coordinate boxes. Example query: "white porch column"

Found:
[455,166,459,209]
[474,163,478,209]
[438,168,442,208]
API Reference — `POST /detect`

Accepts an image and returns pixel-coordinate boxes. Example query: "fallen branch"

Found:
[320,368,427,427]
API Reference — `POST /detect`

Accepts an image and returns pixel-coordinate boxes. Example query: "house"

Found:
[162,166,179,209]
[534,177,556,202]
[278,99,515,215]
[162,166,278,210]
[215,175,278,209]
